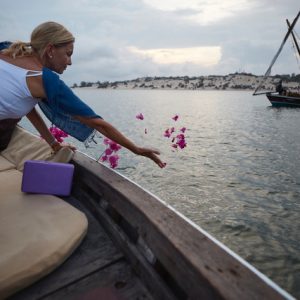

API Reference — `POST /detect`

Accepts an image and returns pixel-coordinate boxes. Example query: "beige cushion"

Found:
[1,126,74,171]
[0,156,15,172]
[0,127,87,297]
[0,170,88,298]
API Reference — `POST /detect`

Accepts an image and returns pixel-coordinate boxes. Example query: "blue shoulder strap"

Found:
[0,41,12,51]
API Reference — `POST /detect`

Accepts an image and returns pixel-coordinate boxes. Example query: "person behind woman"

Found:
[0,21,165,168]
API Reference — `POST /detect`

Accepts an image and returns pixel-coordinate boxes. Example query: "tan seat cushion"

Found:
[0,155,15,172]
[0,170,88,298]
[1,126,74,171]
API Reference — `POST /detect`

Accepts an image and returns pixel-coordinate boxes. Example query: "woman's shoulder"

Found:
[0,54,42,72]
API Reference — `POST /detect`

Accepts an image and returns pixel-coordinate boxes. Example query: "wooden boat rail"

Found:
[70,151,294,300]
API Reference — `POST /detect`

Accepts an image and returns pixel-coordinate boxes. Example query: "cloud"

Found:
[1,0,299,84]
[142,0,258,25]
[127,46,221,66]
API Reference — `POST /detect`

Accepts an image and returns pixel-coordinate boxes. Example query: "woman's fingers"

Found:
[60,142,77,151]
[139,148,166,168]
[152,154,167,168]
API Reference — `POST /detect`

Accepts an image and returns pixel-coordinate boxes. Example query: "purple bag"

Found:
[21,160,74,196]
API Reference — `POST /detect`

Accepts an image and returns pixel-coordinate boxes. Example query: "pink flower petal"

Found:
[177,139,187,149]
[105,148,113,156]
[172,115,179,121]
[109,142,122,152]
[103,138,111,145]
[176,133,185,140]
[49,126,68,143]
[136,113,144,120]
[164,129,171,138]
[109,154,119,168]
[101,155,108,162]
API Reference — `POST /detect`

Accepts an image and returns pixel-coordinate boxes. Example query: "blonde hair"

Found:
[3,21,75,59]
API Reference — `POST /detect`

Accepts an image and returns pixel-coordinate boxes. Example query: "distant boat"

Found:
[266,93,300,107]
[253,11,300,107]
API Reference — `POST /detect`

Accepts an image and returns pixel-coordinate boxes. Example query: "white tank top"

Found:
[0,59,42,120]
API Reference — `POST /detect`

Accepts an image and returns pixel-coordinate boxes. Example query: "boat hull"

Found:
[267,93,300,107]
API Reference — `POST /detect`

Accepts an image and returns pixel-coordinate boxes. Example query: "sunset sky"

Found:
[1,0,299,85]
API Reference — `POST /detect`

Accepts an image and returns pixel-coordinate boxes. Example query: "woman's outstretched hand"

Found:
[60,142,77,151]
[136,147,166,168]
[75,117,166,168]
[51,141,77,153]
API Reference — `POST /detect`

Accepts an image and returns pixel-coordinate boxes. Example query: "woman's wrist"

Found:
[49,137,57,147]
[133,146,142,155]
[50,140,61,152]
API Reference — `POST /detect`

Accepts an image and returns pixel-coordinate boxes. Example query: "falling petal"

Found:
[177,139,187,149]
[164,129,171,138]
[103,138,111,145]
[101,155,108,162]
[110,142,122,152]
[49,126,68,143]
[172,115,179,121]
[105,148,113,156]
[136,113,144,120]
[176,133,185,140]
[109,154,119,169]
[99,138,122,168]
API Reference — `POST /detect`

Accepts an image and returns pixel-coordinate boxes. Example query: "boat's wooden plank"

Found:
[72,187,178,300]
[72,153,292,300]
[9,197,123,300]
[40,259,154,300]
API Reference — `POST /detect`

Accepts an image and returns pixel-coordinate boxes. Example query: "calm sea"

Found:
[22,89,300,298]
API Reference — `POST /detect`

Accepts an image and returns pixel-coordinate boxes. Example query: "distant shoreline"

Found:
[74,86,253,92]
[72,73,300,92]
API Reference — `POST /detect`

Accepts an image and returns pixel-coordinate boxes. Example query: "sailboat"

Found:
[253,11,300,107]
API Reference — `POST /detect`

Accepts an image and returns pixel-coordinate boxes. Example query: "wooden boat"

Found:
[266,92,300,107]
[253,11,300,106]
[0,127,295,300]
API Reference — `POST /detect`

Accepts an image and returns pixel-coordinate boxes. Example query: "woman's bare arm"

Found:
[76,116,166,168]
[26,108,75,152]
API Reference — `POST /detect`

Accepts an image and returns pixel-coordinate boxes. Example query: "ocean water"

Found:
[22,89,300,298]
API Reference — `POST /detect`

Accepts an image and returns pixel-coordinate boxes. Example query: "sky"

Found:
[1,0,300,85]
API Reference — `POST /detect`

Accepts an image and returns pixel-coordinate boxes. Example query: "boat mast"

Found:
[286,19,300,58]
[253,10,300,95]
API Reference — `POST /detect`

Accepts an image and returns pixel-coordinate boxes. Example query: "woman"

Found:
[0,21,165,168]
